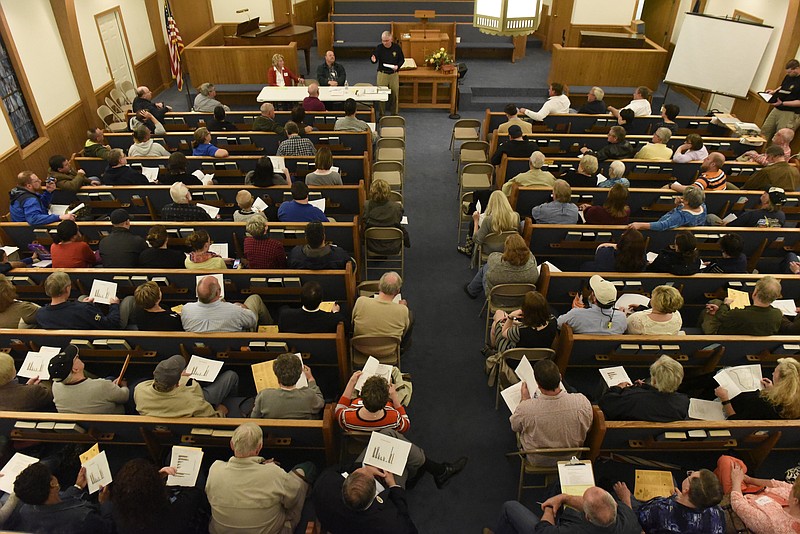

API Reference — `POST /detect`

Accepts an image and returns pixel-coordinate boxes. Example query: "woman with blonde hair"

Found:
[460,190,520,264]
[0,274,38,328]
[625,285,683,335]
[363,178,407,254]
[191,127,228,158]
[598,355,689,421]
[465,233,537,299]
[267,53,304,87]
[716,358,800,420]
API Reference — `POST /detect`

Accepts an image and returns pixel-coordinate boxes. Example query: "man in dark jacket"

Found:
[252,102,285,136]
[316,50,347,86]
[490,125,537,166]
[9,171,75,226]
[98,209,146,267]
[279,281,349,333]
[132,85,171,122]
[580,125,636,162]
[36,271,125,330]
[288,222,352,270]
[102,149,149,186]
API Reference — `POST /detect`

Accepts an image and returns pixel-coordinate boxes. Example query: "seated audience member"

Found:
[36,271,128,329]
[182,275,272,332]
[139,224,186,269]
[102,149,149,185]
[48,154,99,191]
[133,85,171,122]
[303,82,326,111]
[520,82,571,121]
[253,102,285,135]
[185,229,228,270]
[510,359,593,466]
[460,189,519,263]
[561,154,599,188]
[84,126,112,160]
[0,352,52,411]
[599,355,689,421]
[292,104,315,134]
[317,49,346,87]
[490,124,536,165]
[334,98,370,132]
[501,151,556,195]
[192,126,229,158]
[363,178,407,254]
[580,125,636,162]
[655,103,680,132]
[111,458,207,534]
[352,271,412,348]
[580,183,631,224]
[135,354,236,417]
[578,86,607,114]
[634,127,674,159]
[616,107,648,135]
[557,275,627,334]
[160,182,213,221]
[490,290,556,352]
[672,133,709,163]
[626,285,684,335]
[277,121,316,157]
[206,423,311,533]
[740,127,794,164]
[278,181,328,222]
[49,345,128,414]
[11,462,113,534]
[465,233,538,300]
[50,220,98,268]
[251,353,324,419]
[715,357,800,420]
[0,248,33,274]
[314,430,466,534]
[268,53,303,86]
[288,221,352,269]
[9,170,74,226]
[193,82,229,112]
[490,487,641,534]
[743,144,800,191]
[617,470,724,534]
[306,147,342,185]
[497,103,533,135]
[629,185,706,231]
[128,124,170,157]
[233,190,266,223]
[132,281,183,331]
[243,217,286,269]
[336,371,409,432]
[700,275,782,335]
[609,86,653,118]
[727,459,800,532]
[159,151,202,185]
[0,274,39,328]
[531,179,580,224]
[706,232,748,273]
[597,160,631,188]
[727,187,786,227]
[279,281,348,333]
[648,230,702,275]
[129,109,166,135]
[245,155,290,186]
[669,151,727,193]
[583,228,646,272]
[207,104,237,132]
[99,209,147,267]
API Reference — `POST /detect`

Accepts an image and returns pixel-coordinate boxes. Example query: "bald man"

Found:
[181,275,272,332]
[132,85,171,123]
[669,151,727,193]
[303,82,326,111]
[252,102,285,136]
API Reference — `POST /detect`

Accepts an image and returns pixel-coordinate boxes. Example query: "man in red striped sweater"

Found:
[335,371,410,433]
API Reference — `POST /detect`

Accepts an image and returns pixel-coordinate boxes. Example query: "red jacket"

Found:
[267,66,301,86]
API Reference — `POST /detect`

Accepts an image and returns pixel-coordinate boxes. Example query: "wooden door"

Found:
[640,0,680,49]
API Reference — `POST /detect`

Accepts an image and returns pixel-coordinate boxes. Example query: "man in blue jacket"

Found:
[9,171,75,226]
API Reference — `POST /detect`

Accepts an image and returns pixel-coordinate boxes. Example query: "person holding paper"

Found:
[557,275,627,335]
[245,155,291,187]
[9,170,75,226]
[234,190,268,223]
[699,275,783,336]
[279,281,348,334]
[490,290,556,353]
[595,160,631,189]
[647,230,702,276]
[371,31,404,116]
[288,221,353,270]
[579,183,631,225]
[459,190,519,263]
[251,352,324,419]
[715,357,800,420]
[334,98,371,132]
[501,151,556,196]
[10,462,113,533]
[625,285,684,335]
[182,275,272,332]
[278,182,328,223]
[132,281,183,331]
[598,356,689,422]
[0,352,53,411]
[336,371,410,433]
[560,154,600,188]
[306,147,342,186]
[758,59,800,144]
[101,149,150,185]
[134,354,235,417]
[0,274,40,329]
[724,188,787,228]
[50,220,99,268]
[243,217,287,269]
[36,271,131,330]
[99,209,147,268]
[510,359,592,467]
[160,182,213,222]
[728,460,800,534]
[159,151,202,186]
[185,230,229,270]
[206,422,312,534]
[49,345,129,414]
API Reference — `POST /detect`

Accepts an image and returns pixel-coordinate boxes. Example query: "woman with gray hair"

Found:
[160,182,212,221]
[598,355,689,421]
[243,217,287,269]
[193,82,230,113]
[628,185,706,231]
[597,160,631,188]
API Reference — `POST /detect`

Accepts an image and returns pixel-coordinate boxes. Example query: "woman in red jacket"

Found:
[267,53,304,86]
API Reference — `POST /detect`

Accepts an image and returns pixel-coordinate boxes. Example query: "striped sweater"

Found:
[335,396,410,433]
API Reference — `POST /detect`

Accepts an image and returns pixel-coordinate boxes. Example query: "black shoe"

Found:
[434,457,468,489]
[463,283,477,299]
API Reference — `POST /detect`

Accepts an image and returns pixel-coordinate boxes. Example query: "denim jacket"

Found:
[650,204,707,231]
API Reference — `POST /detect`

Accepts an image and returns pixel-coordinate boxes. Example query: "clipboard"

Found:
[557,457,594,496]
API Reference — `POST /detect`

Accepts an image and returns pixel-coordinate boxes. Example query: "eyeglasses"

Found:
[686,470,696,478]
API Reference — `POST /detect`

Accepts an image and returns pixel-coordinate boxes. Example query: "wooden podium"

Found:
[400,30,451,66]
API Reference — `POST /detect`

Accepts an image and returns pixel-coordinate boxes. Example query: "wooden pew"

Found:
[127,110,376,130]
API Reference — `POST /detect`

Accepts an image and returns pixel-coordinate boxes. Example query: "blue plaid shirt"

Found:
[276,135,316,157]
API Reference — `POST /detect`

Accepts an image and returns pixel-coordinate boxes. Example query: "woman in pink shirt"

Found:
[728,460,800,534]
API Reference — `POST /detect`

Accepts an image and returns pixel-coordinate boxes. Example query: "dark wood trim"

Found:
[144,0,172,92]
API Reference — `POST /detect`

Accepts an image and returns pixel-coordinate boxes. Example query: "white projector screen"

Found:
[664,13,773,98]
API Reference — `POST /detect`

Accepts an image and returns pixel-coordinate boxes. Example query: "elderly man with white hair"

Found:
[370,31,404,116]
[634,127,674,160]
[206,422,312,534]
[193,82,230,113]
[352,271,413,350]
[252,102,285,135]
[181,275,272,332]
[501,151,556,195]
[160,182,213,221]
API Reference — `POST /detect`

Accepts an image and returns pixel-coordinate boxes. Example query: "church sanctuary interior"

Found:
[1,0,800,532]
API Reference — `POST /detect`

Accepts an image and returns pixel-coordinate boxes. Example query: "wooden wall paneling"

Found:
[314,0,331,22]
[133,52,170,95]
[731,91,771,125]
[534,3,550,43]
[565,25,634,47]
[316,22,333,57]
[545,0,575,51]
[143,0,172,95]
[293,0,314,26]
[167,0,214,47]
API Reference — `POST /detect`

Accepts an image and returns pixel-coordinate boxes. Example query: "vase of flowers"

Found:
[425,47,453,71]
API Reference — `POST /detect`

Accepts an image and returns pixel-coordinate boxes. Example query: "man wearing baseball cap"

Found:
[726,187,787,228]
[556,275,627,334]
[134,354,238,417]
[49,345,129,414]
[490,124,537,166]
[98,209,146,268]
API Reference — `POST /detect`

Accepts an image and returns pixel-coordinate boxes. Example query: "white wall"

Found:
[210,0,274,23]
[74,0,156,90]
[0,0,80,125]
[571,0,637,25]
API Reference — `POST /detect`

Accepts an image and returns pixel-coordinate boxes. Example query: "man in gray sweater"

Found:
[48,345,129,414]
[251,353,324,419]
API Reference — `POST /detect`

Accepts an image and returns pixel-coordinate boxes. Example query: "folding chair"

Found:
[119,80,136,103]
[379,115,405,140]
[449,118,481,159]
[372,161,404,192]
[484,283,537,343]
[376,138,405,165]
[494,348,556,410]
[458,163,493,203]
[110,88,133,113]
[477,230,518,268]
[350,334,401,368]
[104,97,126,122]
[457,191,474,244]
[97,105,128,132]
[456,140,489,172]
[364,226,404,279]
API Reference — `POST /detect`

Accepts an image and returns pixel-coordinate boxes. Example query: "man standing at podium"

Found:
[371,31,404,116]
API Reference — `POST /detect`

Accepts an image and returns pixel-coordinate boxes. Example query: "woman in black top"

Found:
[159,151,202,186]
[132,281,182,331]
[648,230,701,275]
[139,225,186,270]
[244,156,290,186]
[490,290,557,351]
[716,358,800,420]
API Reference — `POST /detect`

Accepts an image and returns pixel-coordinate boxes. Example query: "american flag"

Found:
[164,0,184,91]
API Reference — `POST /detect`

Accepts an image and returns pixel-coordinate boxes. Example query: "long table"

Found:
[256,86,389,103]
